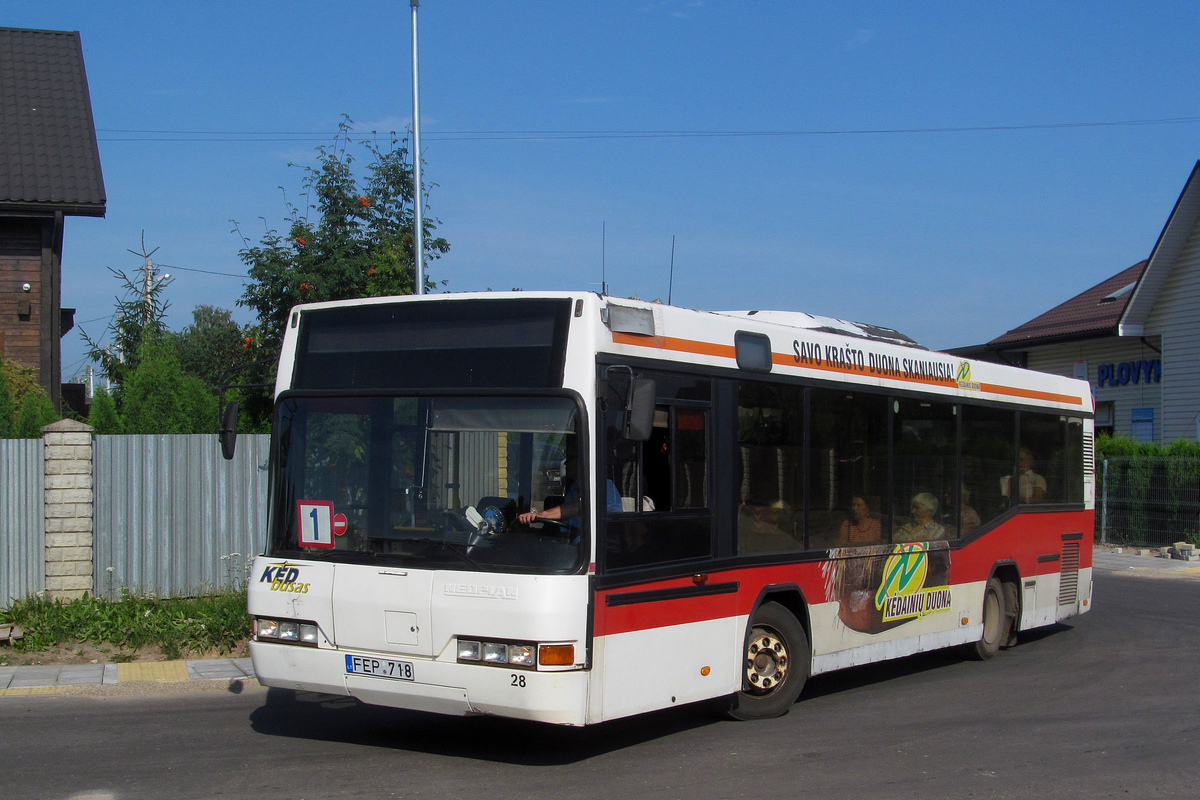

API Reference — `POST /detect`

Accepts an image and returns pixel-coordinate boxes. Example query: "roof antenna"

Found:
[601,221,608,296]
[667,234,676,306]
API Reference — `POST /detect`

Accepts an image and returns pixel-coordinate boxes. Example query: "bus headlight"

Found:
[482,642,509,664]
[508,645,535,666]
[255,617,320,647]
[456,637,573,669]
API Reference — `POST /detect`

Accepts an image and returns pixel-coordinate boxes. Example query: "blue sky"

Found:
[11,1,1200,380]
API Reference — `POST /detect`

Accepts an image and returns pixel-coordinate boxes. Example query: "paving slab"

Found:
[187,659,247,680]
[9,666,62,689]
[56,665,107,685]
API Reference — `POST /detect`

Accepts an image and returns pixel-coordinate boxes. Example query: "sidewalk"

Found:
[1092,545,1200,576]
[0,657,254,696]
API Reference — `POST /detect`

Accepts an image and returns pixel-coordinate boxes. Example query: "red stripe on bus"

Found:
[593,510,1092,637]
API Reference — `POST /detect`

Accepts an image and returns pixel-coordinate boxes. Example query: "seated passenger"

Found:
[897,492,945,542]
[839,495,881,545]
[1002,448,1047,504]
[960,488,981,534]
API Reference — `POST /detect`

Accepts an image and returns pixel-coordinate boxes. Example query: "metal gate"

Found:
[0,439,44,606]
[93,434,271,598]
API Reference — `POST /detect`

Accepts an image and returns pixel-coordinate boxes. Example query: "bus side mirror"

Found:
[625,379,656,442]
[219,401,239,460]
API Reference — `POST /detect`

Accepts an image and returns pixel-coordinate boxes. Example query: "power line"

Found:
[76,313,114,325]
[157,262,247,278]
[94,116,1200,142]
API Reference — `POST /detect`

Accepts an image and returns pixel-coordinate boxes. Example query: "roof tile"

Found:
[0,27,106,214]
[988,260,1148,348]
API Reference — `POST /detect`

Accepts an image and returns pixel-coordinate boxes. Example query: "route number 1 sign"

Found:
[297,501,335,548]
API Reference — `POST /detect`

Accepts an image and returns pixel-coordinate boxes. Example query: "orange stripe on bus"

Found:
[612,332,735,359]
[977,383,1082,405]
[610,331,1084,406]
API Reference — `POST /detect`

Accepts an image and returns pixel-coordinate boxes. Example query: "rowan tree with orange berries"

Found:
[234,117,450,360]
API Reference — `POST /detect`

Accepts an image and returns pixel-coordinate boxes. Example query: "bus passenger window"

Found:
[961,405,1016,531]
[1016,413,1068,504]
[810,389,888,549]
[736,383,804,555]
[893,399,956,541]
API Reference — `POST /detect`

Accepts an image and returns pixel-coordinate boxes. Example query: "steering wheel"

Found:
[524,516,573,536]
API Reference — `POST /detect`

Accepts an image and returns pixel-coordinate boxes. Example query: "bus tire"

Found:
[722,602,809,720]
[966,578,1005,661]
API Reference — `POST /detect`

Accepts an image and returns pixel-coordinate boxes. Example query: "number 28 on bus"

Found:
[232,292,1093,725]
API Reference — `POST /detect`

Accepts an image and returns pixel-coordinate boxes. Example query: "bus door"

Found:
[593,370,740,719]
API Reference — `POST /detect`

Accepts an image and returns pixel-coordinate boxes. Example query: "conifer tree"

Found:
[87,388,124,434]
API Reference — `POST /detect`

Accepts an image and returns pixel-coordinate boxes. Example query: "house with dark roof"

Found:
[952,161,1200,443]
[1,27,106,412]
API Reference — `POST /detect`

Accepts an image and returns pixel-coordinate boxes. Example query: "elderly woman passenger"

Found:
[898,492,946,541]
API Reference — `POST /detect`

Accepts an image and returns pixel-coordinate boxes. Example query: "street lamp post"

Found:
[410,0,424,295]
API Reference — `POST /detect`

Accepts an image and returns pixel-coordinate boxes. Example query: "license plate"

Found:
[345,654,415,681]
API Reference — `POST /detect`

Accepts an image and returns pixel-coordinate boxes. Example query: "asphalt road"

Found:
[3,567,1198,800]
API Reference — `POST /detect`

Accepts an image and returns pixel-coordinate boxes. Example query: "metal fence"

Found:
[1097,456,1200,547]
[0,439,45,606]
[93,434,271,598]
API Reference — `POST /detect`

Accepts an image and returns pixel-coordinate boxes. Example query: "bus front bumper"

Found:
[249,640,591,726]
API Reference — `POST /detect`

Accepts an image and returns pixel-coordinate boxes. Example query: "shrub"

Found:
[0,589,249,657]
[15,388,58,438]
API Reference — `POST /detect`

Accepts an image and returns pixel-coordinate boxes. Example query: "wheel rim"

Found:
[745,626,789,694]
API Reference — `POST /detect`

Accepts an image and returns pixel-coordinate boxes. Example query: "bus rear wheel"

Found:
[722,602,809,720]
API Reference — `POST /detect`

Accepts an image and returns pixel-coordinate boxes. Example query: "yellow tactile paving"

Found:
[117,660,189,683]
[0,687,58,696]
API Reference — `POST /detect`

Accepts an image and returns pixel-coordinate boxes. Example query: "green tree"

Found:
[79,238,173,389]
[174,305,257,391]
[87,388,123,434]
[1,358,44,411]
[16,388,58,438]
[0,359,14,438]
[235,118,450,360]
[121,338,218,434]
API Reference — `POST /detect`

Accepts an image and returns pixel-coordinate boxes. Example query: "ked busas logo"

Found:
[259,561,310,594]
[875,543,952,622]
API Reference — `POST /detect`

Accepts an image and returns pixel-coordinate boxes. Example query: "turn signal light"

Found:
[538,644,575,666]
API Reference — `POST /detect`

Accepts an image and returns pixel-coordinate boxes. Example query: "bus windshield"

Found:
[270,394,584,574]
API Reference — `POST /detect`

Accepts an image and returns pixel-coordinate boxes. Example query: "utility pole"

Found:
[127,232,162,328]
[410,0,425,295]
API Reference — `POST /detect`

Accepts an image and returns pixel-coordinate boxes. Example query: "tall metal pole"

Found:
[410,0,425,295]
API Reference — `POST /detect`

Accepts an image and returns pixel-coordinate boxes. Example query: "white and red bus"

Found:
[243,291,1093,725]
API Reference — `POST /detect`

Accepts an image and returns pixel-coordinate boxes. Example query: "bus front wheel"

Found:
[722,601,809,720]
